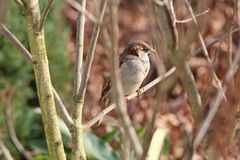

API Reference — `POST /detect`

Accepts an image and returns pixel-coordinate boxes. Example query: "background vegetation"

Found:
[0,0,240,159]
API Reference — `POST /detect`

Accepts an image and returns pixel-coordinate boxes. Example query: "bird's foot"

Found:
[137,89,142,99]
[97,115,104,126]
[124,97,128,103]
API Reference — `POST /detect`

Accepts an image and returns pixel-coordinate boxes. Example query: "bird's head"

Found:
[122,40,156,60]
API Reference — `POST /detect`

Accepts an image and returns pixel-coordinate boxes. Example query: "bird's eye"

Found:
[141,47,150,52]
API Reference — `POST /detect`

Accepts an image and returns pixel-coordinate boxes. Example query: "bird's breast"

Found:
[120,58,150,95]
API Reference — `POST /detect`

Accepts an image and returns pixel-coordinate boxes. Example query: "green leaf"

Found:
[102,127,118,142]
[84,132,120,160]
[135,126,146,138]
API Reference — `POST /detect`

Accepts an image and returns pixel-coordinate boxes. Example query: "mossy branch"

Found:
[19,0,66,159]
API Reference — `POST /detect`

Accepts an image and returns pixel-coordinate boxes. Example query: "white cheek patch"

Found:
[138,50,149,61]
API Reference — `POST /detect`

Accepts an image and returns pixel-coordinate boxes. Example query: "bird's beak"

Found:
[148,48,157,55]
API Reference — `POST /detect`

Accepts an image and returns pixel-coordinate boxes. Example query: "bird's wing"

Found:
[101,52,123,103]
[100,53,129,104]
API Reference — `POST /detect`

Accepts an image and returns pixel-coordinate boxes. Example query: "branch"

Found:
[189,27,240,58]
[0,24,74,129]
[75,0,107,103]
[176,9,210,23]
[14,0,25,13]
[23,0,66,158]
[38,0,53,30]
[108,0,143,157]
[73,0,86,96]
[150,0,201,122]
[193,48,240,150]
[83,25,240,130]
[0,25,32,63]
[84,67,176,127]
[1,91,32,160]
[184,0,226,100]
[71,0,107,159]
[65,0,99,23]
[0,141,14,160]
[140,1,180,159]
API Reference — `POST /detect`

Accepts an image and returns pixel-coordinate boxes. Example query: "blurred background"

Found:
[0,0,240,159]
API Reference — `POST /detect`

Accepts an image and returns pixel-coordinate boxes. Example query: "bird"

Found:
[100,40,156,108]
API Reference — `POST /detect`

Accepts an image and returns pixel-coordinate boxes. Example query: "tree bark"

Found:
[22,0,66,159]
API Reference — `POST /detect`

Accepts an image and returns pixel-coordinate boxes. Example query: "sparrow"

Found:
[100,40,156,108]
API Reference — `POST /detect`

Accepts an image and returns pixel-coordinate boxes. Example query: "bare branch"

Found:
[52,88,74,128]
[190,27,240,58]
[184,0,226,100]
[1,91,32,160]
[65,0,98,23]
[176,9,210,24]
[84,67,176,127]
[74,0,107,101]
[14,0,25,11]
[71,0,107,159]
[73,0,86,96]
[149,0,201,122]
[193,49,240,150]
[0,25,32,63]
[227,0,238,67]
[0,141,14,160]
[84,24,240,130]
[127,67,176,100]
[0,24,74,129]
[108,0,143,157]
[38,0,53,30]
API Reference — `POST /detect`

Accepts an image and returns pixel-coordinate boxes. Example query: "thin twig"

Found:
[176,9,210,23]
[184,0,226,100]
[0,24,74,129]
[169,0,177,25]
[127,67,176,100]
[1,91,32,160]
[14,0,25,12]
[73,0,86,96]
[0,25,32,63]
[151,0,201,121]
[170,0,210,24]
[84,25,240,130]
[65,0,98,23]
[108,0,143,157]
[38,0,53,30]
[71,0,107,159]
[153,0,164,6]
[227,0,238,67]
[0,141,14,160]
[141,1,179,159]
[84,67,176,128]
[52,88,74,128]
[83,11,240,158]
[189,27,240,58]
[76,0,107,101]
[193,49,240,150]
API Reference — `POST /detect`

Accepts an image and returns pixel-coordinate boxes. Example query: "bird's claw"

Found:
[137,89,142,99]
[124,97,128,103]
[97,116,104,126]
